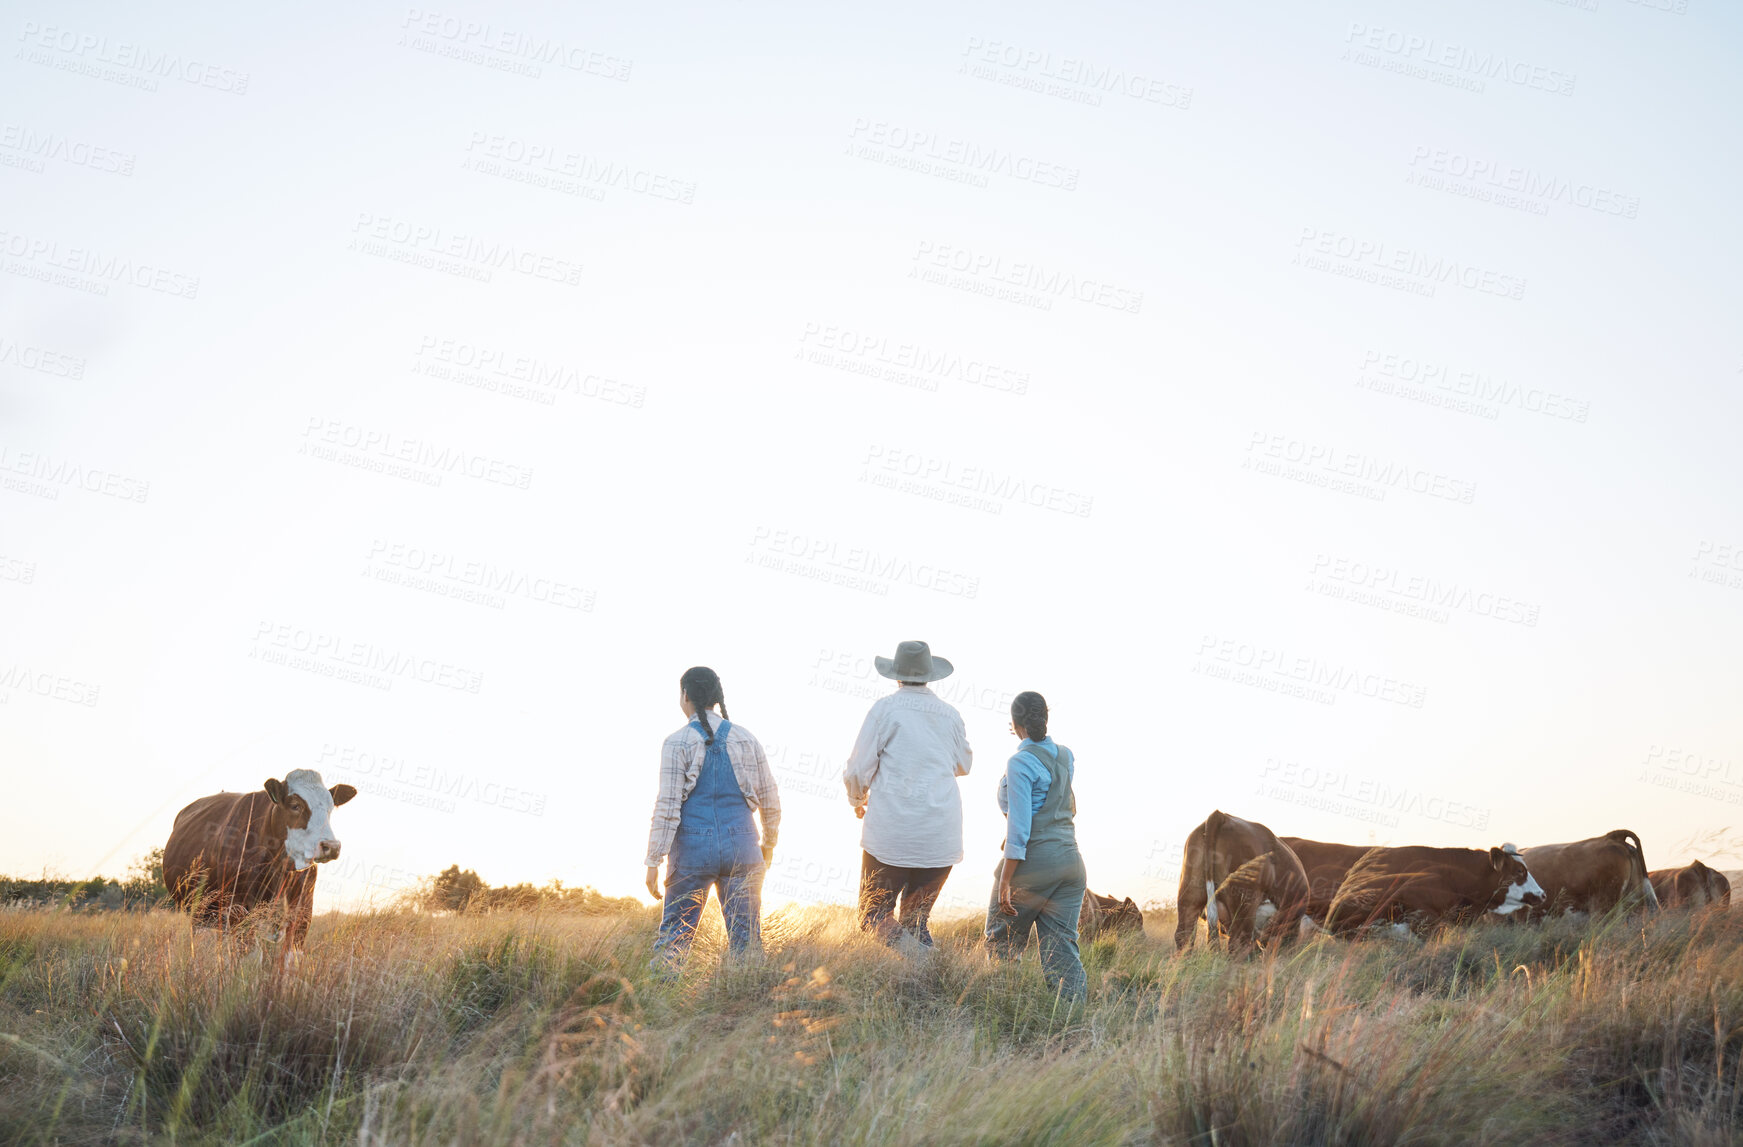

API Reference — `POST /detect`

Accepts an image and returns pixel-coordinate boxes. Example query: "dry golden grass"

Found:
[2,901,1740,1145]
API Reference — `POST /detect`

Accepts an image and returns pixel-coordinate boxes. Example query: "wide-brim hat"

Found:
[875,639,953,683]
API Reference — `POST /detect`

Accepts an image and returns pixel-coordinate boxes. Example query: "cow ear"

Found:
[1489,846,1504,868]
[264,777,287,804]
[331,784,357,806]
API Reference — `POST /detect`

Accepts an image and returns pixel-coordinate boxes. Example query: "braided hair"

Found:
[680,666,729,745]
[1011,691,1048,741]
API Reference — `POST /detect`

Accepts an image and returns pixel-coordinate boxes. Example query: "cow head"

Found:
[1487,842,1544,915]
[1081,892,1144,940]
[1684,860,1731,910]
[264,768,356,870]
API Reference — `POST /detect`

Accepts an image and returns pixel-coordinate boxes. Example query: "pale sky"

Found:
[3,0,1740,914]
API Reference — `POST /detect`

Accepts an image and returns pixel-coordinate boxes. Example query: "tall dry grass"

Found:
[2,901,1740,1145]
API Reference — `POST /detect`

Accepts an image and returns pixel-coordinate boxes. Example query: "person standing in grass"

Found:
[645,666,780,974]
[843,640,973,948]
[986,691,1087,1002]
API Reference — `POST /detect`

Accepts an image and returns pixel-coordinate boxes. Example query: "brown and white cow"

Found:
[1323,843,1544,936]
[1281,837,1377,923]
[1078,890,1144,941]
[163,770,356,967]
[1521,830,1657,919]
[1649,860,1732,910]
[1175,810,1312,952]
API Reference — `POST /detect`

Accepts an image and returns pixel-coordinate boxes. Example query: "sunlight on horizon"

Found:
[2,0,1740,914]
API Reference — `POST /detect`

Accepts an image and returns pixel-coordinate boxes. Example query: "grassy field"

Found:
[2,901,1740,1146]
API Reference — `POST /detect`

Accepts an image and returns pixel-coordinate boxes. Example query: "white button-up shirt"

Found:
[842,685,973,868]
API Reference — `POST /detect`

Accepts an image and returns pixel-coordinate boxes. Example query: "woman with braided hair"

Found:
[985,690,1088,1003]
[645,666,781,973]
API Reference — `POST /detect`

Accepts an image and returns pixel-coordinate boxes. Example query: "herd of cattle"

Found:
[158,771,1731,966]
[1145,809,1731,951]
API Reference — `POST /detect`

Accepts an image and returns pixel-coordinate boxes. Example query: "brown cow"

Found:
[1175,810,1311,952]
[163,770,356,967]
[1521,830,1657,919]
[1649,860,1732,910]
[1324,843,1544,936]
[1281,836,1376,923]
[1078,890,1143,941]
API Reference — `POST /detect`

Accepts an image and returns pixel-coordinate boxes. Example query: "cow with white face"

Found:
[163,769,357,967]
[1324,842,1546,937]
[272,770,347,868]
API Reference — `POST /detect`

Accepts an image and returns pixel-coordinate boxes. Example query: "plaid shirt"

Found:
[644,714,781,868]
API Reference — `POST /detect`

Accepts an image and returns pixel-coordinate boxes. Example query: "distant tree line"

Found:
[1,848,170,910]
[3,854,641,916]
[405,865,644,915]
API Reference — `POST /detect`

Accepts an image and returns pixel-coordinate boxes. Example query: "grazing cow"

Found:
[1281,837,1376,923]
[1323,843,1544,936]
[1649,860,1732,910]
[163,770,356,966]
[1175,810,1312,952]
[1521,830,1658,919]
[1078,890,1143,941]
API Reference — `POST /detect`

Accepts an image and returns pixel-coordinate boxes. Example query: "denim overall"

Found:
[653,718,765,970]
[985,740,1088,1001]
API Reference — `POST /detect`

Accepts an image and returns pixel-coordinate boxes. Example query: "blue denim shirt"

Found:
[997,737,1073,860]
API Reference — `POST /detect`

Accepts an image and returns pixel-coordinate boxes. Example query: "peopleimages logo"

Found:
[1343,22,1576,96]
[365,539,595,611]
[1244,432,1477,505]
[413,336,645,408]
[299,417,533,490]
[15,21,251,93]
[0,555,37,584]
[0,335,86,379]
[847,118,1080,190]
[462,133,694,203]
[1257,758,1492,831]
[316,744,547,816]
[911,241,1143,314]
[1358,350,1589,423]
[399,9,632,80]
[1640,744,1743,808]
[1406,147,1639,219]
[0,123,136,176]
[797,322,1028,396]
[1310,553,1541,628]
[1194,634,1429,709]
[350,213,582,286]
[250,621,485,694]
[0,447,150,503]
[0,664,101,707]
[1294,227,1526,301]
[960,36,1193,109]
[747,526,980,599]
[0,229,200,299]
[861,444,1093,518]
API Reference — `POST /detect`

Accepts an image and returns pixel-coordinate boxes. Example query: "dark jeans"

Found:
[859,852,952,947]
